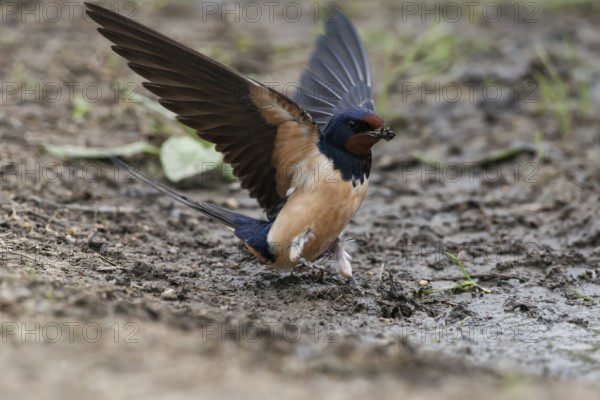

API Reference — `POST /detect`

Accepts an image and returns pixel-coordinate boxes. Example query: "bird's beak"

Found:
[364,126,396,141]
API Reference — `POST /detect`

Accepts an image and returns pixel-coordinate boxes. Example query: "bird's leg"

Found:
[326,235,353,280]
[288,229,352,279]
[289,228,321,274]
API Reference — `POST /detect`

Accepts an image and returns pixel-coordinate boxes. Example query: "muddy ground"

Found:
[1,0,599,398]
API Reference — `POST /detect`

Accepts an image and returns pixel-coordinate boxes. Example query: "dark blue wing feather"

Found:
[297,12,374,130]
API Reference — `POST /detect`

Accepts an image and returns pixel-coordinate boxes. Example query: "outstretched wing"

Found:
[296,12,374,131]
[86,3,320,219]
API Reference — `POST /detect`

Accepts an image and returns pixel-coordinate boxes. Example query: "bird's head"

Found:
[323,108,395,156]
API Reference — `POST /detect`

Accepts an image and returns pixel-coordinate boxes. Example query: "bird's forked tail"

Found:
[111,157,263,231]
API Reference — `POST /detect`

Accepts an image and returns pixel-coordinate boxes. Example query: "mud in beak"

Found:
[347,127,395,155]
[365,127,396,141]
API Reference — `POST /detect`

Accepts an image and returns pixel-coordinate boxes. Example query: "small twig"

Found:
[96,253,118,267]
[378,262,386,282]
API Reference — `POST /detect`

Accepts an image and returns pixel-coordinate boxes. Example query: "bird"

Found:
[85,3,395,280]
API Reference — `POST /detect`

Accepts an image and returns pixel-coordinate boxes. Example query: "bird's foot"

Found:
[296,257,327,273]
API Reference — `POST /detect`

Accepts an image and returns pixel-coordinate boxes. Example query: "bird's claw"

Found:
[295,257,328,274]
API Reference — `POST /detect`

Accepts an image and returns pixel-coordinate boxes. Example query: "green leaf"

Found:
[43,141,160,159]
[71,95,91,120]
[160,136,223,182]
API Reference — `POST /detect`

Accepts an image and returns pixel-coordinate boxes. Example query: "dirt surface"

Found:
[1,1,599,398]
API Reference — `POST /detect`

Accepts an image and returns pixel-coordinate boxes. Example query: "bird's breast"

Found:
[267,152,369,267]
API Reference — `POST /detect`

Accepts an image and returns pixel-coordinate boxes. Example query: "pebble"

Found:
[419,279,429,287]
[225,197,239,209]
[160,288,177,300]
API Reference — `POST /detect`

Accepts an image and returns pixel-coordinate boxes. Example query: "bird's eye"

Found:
[348,120,357,129]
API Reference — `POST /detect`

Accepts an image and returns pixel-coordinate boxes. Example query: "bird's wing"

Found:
[86,3,321,219]
[296,12,374,131]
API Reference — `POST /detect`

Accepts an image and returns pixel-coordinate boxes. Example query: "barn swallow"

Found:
[86,3,395,279]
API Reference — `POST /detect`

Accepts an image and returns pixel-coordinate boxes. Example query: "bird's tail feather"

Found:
[111,157,243,229]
